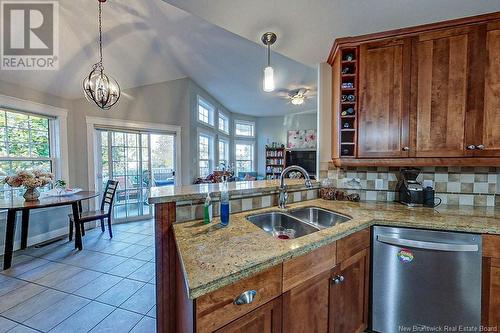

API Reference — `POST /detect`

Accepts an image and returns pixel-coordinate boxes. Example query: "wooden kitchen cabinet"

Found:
[195,265,282,333]
[215,298,282,333]
[330,230,370,333]
[282,270,331,333]
[482,235,500,328]
[410,27,474,157]
[358,39,411,158]
[329,12,500,166]
[469,21,500,157]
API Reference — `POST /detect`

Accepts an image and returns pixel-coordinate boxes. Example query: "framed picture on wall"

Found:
[287,129,317,149]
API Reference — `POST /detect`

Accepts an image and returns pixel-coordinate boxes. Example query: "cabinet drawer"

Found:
[337,228,370,263]
[196,265,282,333]
[283,241,336,292]
[484,234,500,259]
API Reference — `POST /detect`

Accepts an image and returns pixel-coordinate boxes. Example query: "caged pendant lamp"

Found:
[83,0,120,110]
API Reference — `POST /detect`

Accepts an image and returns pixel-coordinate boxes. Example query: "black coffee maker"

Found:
[396,169,424,206]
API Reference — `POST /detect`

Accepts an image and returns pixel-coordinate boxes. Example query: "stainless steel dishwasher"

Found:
[372,226,482,333]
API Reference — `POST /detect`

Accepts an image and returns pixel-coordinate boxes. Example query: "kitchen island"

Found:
[150,181,500,332]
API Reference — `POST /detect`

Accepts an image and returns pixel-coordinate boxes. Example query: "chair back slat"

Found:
[100,180,119,214]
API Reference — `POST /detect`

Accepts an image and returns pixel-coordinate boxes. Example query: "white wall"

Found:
[70,78,191,186]
[256,111,317,176]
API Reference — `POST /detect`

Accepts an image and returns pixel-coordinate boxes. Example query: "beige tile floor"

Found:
[0,219,156,333]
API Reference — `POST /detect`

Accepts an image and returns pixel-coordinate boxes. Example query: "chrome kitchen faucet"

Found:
[278,165,313,209]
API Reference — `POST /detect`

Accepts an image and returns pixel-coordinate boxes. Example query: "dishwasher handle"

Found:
[376,235,479,252]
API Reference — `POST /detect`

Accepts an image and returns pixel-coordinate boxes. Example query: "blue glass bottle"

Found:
[220,179,230,226]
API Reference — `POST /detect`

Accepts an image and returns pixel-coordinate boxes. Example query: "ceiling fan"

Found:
[276,88,315,106]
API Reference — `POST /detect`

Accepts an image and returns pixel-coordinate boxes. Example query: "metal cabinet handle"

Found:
[466,145,476,150]
[332,275,345,284]
[476,144,485,150]
[377,235,478,252]
[402,147,410,151]
[234,290,257,305]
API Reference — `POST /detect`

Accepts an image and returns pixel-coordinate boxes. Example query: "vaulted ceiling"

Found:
[2,0,500,117]
[0,0,316,116]
[162,0,500,66]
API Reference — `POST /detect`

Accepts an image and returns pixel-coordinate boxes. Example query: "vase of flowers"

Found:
[2,170,54,201]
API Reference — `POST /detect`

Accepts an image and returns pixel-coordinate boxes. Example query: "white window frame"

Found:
[197,131,214,178]
[234,140,255,174]
[218,111,229,135]
[234,119,255,138]
[0,94,68,182]
[218,137,230,169]
[197,96,215,127]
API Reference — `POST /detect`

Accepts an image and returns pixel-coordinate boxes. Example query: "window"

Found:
[0,109,53,199]
[218,112,229,134]
[235,142,254,174]
[198,97,214,126]
[198,133,213,177]
[218,138,229,169]
[235,120,255,137]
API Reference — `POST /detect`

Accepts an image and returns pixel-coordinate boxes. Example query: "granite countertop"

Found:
[148,179,320,204]
[173,199,500,299]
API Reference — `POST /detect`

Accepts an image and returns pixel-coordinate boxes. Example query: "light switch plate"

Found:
[375,179,384,190]
[423,180,434,188]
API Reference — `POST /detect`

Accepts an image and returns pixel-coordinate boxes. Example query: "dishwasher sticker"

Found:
[397,248,414,263]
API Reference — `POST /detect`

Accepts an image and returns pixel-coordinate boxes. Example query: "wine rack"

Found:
[339,47,359,158]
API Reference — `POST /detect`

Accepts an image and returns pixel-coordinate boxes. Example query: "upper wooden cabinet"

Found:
[329,12,500,166]
[472,21,500,157]
[358,39,410,158]
[411,27,473,157]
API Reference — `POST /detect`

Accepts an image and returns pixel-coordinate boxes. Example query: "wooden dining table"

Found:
[0,191,99,270]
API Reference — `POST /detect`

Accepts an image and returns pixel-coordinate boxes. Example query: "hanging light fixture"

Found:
[83,0,120,110]
[261,32,277,92]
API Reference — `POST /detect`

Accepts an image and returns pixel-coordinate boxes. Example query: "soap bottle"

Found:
[203,192,212,224]
[220,177,230,226]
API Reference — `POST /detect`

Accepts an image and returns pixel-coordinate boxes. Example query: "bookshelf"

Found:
[265,147,286,179]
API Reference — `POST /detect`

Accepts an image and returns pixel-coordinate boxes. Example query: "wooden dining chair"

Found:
[68,180,119,246]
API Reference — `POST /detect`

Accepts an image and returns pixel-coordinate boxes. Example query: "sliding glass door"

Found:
[96,128,175,221]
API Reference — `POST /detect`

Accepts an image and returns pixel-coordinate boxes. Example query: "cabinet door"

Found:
[358,39,411,158]
[472,21,500,157]
[330,248,369,333]
[411,27,476,157]
[482,258,500,328]
[215,298,282,333]
[282,270,331,333]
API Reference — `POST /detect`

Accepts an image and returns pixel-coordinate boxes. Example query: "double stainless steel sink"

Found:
[246,207,351,240]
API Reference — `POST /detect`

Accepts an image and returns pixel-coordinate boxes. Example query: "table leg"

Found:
[21,210,29,250]
[72,202,82,251]
[3,210,17,270]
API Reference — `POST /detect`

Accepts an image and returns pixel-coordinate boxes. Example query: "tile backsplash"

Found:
[325,165,499,207]
[175,188,318,222]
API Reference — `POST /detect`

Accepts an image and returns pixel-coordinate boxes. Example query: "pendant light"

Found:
[83,0,120,110]
[261,32,277,92]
